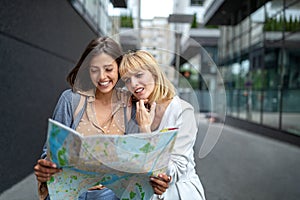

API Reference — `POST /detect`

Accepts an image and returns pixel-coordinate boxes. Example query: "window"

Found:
[191,0,203,6]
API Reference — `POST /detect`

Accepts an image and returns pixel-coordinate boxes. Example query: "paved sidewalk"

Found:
[0,173,39,200]
[195,114,300,200]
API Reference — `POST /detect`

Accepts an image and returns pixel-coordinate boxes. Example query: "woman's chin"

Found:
[97,85,113,93]
[134,94,149,101]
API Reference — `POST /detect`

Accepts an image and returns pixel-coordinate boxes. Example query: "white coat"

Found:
[151,96,206,200]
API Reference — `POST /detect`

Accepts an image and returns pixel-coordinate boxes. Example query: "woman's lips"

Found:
[98,81,110,86]
[134,87,144,93]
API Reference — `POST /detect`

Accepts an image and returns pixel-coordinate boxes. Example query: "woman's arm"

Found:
[167,105,198,183]
[34,90,75,181]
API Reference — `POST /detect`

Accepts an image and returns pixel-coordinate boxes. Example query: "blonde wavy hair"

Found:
[119,50,175,103]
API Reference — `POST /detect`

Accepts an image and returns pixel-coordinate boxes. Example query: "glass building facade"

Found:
[70,0,114,35]
[216,0,300,136]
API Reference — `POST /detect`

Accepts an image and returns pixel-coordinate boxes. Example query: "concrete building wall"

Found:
[0,0,96,193]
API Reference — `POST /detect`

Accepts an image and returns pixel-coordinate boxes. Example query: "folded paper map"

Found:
[46,119,178,200]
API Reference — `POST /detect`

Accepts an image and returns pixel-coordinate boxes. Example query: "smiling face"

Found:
[119,50,176,103]
[123,69,155,100]
[89,53,119,94]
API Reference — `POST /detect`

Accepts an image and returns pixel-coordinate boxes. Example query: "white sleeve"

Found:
[167,105,198,183]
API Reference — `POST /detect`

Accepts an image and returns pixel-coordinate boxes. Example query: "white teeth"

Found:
[99,81,109,86]
[135,88,143,93]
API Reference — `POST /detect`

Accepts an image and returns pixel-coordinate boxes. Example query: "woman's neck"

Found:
[95,89,113,105]
[151,98,173,131]
[155,97,173,105]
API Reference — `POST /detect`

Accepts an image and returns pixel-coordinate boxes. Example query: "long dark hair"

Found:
[67,37,123,90]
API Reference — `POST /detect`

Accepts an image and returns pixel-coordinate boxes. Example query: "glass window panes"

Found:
[218,0,300,135]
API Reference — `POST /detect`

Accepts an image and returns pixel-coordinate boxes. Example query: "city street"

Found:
[195,117,300,200]
[1,114,299,200]
[1,1,300,200]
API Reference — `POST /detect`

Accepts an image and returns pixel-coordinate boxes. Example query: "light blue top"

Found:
[42,89,118,200]
[41,89,84,159]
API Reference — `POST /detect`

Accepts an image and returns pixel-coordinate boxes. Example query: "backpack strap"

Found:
[71,92,87,129]
[125,102,139,134]
[73,94,85,120]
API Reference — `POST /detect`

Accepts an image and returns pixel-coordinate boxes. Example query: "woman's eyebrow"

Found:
[104,64,113,68]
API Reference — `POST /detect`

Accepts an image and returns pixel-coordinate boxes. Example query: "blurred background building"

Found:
[0,0,299,198]
[203,0,300,138]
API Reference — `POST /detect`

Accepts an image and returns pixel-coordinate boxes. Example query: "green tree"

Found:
[120,14,134,28]
[191,13,198,28]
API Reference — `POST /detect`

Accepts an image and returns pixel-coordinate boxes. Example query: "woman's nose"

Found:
[99,70,106,80]
[130,77,138,87]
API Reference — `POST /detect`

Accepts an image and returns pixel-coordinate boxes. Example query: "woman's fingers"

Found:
[38,159,57,168]
[138,99,146,111]
[136,101,140,113]
[150,174,171,195]
[34,171,52,182]
[136,100,156,132]
[36,160,61,173]
[150,183,165,195]
[150,175,170,188]
[158,173,171,182]
[136,100,148,120]
[34,159,62,182]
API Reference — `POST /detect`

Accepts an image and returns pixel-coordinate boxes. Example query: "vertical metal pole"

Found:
[175,32,182,86]
[247,0,252,121]
[137,0,141,48]
[278,0,286,130]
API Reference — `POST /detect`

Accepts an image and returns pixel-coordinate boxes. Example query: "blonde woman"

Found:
[120,50,206,200]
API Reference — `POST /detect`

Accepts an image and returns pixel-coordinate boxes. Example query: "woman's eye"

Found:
[90,68,99,73]
[124,78,131,84]
[106,68,113,72]
[136,73,143,78]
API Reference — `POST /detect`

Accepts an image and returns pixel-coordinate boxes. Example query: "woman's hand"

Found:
[136,99,156,133]
[34,159,62,182]
[150,173,171,195]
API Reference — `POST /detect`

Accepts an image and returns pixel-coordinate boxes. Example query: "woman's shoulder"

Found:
[160,96,196,127]
[163,96,194,120]
[60,88,75,97]
[55,89,81,109]
[59,89,80,100]
[172,96,194,111]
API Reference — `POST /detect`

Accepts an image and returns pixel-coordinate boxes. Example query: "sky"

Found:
[109,0,174,20]
[140,0,173,19]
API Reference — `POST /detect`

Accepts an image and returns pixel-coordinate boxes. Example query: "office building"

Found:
[204,0,300,137]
